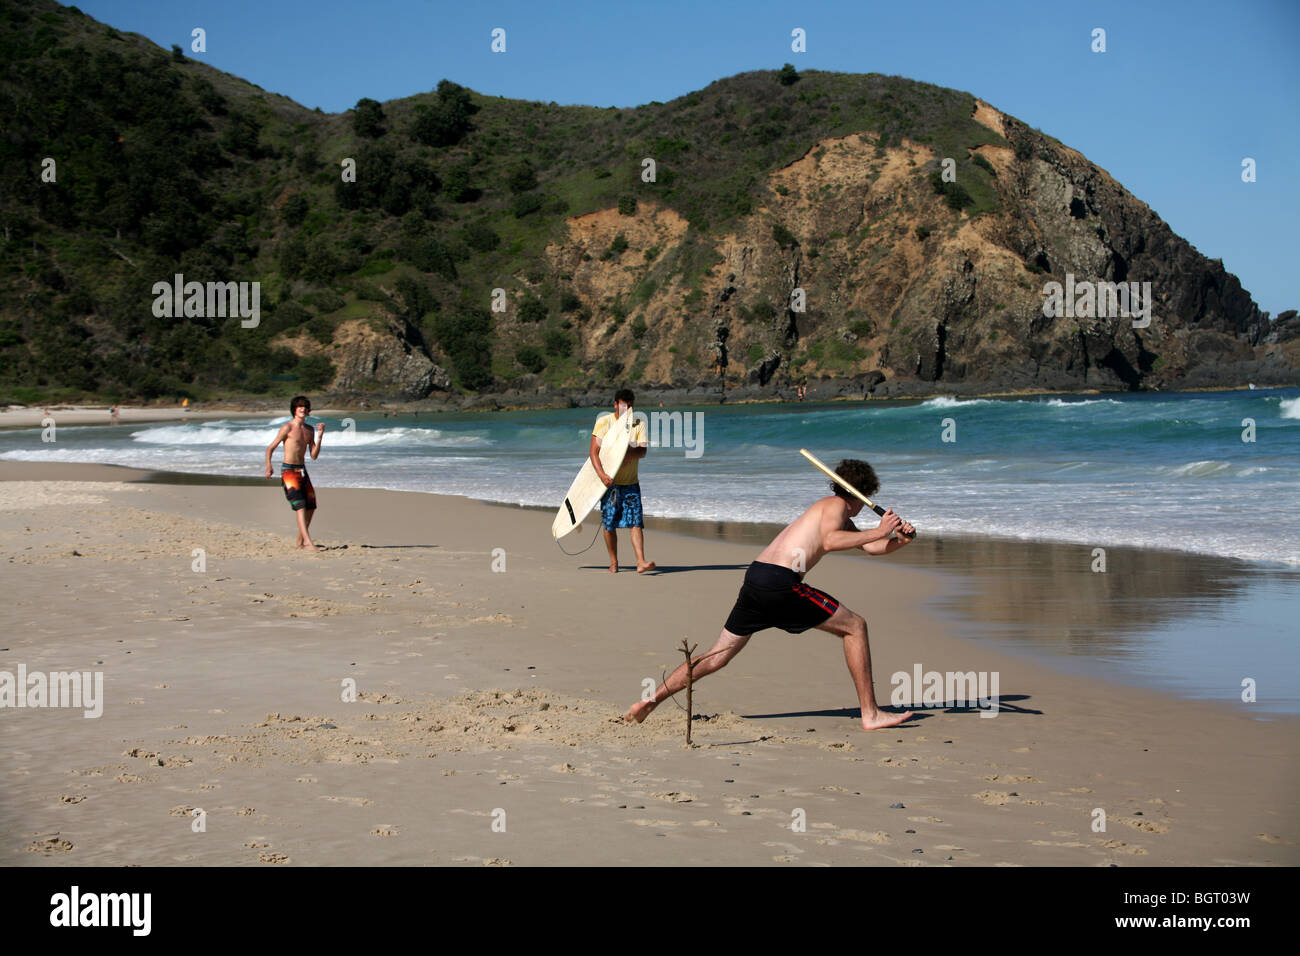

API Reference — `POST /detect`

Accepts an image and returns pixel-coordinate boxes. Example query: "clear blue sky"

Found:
[75,0,1298,316]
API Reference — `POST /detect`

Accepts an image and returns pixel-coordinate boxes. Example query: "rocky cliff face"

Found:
[276,315,450,399]
[532,100,1291,398]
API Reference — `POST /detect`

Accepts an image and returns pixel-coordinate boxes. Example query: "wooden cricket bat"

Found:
[800,448,916,539]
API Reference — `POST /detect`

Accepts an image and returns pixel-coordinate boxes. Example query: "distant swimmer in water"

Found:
[624,459,915,731]
[264,395,326,550]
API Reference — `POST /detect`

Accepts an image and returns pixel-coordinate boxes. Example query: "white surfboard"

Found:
[552,409,635,538]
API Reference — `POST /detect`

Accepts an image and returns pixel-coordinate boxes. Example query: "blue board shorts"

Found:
[600,482,643,530]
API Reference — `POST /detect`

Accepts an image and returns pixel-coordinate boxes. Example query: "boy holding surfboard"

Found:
[591,389,655,573]
[623,457,916,731]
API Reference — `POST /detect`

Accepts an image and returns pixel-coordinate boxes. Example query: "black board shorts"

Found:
[723,561,841,636]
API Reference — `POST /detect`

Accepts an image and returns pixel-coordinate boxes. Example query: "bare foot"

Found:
[623,700,657,723]
[298,541,325,551]
[607,562,619,573]
[636,561,657,573]
[861,709,915,731]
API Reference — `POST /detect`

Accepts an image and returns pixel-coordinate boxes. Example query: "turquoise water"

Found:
[5,389,1298,565]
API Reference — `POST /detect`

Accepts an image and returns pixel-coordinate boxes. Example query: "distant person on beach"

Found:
[263,395,325,550]
[110,405,119,425]
[624,459,915,731]
[591,388,655,573]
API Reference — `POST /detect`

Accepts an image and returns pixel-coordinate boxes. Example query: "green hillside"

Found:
[0,0,1005,402]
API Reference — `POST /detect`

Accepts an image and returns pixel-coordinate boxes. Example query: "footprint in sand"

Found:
[370,825,399,837]
[831,828,892,844]
[296,776,317,784]
[319,795,373,807]
[1116,816,1168,834]
[764,841,803,857]
[258,852,289,864]
[652,791,696,803]
[1100,839,1147,855]
[59,795,86,804]
[972,790,1018,806]
[115,773,146,784]
[27,836,74,854]
[983,774,1039,783]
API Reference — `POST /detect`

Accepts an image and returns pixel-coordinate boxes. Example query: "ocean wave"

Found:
[1281,397,1300,420]
[1041,398,1125,407]
[129,424,493,448]
[1,448,125,462]
[1166,460,1234,478]
[916,396,996,409]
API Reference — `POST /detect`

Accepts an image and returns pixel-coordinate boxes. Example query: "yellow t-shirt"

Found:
[592,412,648,485]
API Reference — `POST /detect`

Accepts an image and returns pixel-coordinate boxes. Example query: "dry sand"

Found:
[1,461,1295,866]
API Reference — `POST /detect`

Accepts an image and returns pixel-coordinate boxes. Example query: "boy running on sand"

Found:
[624,459,916,731]
[264,395,325,550]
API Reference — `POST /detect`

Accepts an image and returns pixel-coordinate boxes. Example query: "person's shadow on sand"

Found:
[745,695,1042,721]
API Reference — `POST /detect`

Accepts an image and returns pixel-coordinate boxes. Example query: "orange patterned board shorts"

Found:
[281,464,316,511]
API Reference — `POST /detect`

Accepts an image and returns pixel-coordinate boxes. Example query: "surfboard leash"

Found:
[555,521,602,556]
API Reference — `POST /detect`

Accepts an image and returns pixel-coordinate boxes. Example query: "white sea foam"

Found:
[129,424,491,448]
[917,396,995,409]
[1041,398,1124,407]
[1281,397,1300,420]
[1167,460,1234,478]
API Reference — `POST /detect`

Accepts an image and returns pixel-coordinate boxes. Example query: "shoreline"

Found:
[2,455,1291,572]
[4,459,1296,715]
[2,380,1294,428]
[1,462,1294,866]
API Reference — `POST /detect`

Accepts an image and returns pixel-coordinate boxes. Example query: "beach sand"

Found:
[1,461,1295,866]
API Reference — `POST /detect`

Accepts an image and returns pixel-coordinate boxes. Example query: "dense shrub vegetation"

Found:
[0,0,1007,401]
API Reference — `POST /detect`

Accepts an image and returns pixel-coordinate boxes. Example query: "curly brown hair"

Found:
[831,459,879,499]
